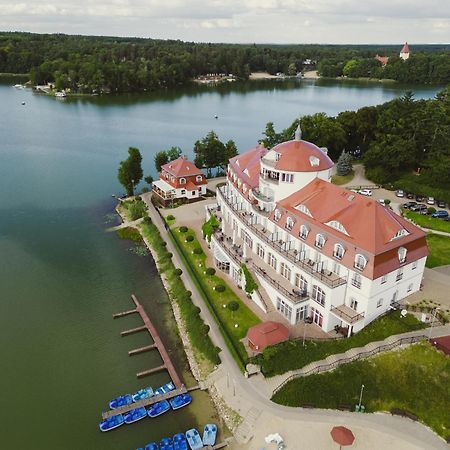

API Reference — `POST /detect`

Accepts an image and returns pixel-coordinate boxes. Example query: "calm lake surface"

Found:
[0,78,441,449]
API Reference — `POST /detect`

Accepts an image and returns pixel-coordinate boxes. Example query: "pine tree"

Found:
[337,150,353,176]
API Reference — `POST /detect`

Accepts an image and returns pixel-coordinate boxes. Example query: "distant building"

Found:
[375,54,389,66]
[152,156,207,206]
[400,42,410,60]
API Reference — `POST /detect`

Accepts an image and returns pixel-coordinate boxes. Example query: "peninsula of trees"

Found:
[0,32,449,94]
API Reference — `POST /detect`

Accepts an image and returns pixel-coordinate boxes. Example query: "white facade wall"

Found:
[174,184,206,199]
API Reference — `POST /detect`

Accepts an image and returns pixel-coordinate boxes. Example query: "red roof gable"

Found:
[162,157,203,177]
[400,42,410,54]
[229,144,267,188]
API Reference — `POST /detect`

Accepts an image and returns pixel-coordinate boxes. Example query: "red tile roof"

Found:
[400,42,410,54]
[271,178,428,279]
[375,54,389,66]
[229,144,267,188]
[162,157,203,177]
[247,321,289,351]
[270,140,334,172]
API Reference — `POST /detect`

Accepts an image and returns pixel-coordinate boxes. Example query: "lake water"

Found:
[0,77,441,449]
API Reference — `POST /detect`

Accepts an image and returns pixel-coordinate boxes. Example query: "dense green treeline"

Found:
[0,32,449,93]
[261,87,450,201]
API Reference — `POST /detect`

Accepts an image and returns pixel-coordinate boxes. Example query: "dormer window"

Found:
[275,152,281,161]
[180,177,186,184]
[326,220,349,236]
[398,247,407,264]
[315,234,326,249]
[333,243,345,260]
[196,175,203,182]
[299,224,309,240]
[243,184,247,194]
[274,209,282,222]
[309,156,320,167]
[285,216,295,231]
[295,204,312,217]
[354,254,367,271]
[237,179,242,188]
[391,229,409,241]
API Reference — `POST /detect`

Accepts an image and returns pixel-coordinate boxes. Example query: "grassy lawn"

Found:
[331,170,354,185]
[170,226,261,370]
[403,209,450,234]
[272,342,450,440]
[116,226,142,241]
[426,233,450,268]
[253,310,426,377]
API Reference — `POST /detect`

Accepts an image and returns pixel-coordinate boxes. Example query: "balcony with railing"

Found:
[330,304,365,324]
[252,187,274,203]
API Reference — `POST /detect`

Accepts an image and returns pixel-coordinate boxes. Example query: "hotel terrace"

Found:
[206,127,428,336]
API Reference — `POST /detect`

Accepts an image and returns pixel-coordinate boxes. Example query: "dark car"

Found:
[402,201,417,209]
[410,203,426,212]
[415,194,425,202]
[436,200,447,208]
[431,210,449,219]
[406,192,414,199]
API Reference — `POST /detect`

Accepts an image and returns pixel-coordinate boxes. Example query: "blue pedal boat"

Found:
[202,423,217,446]
[170,393,192,411]
[160,437,174,450]
[147,400,171,418]
[99,413,124,432]
[124,406,147,424]
[144,443,159,450]
[132,387,154,402]
[173,433,188,450]
[185,428,203,450]
[109,394,133,409]
[154,382,175,396]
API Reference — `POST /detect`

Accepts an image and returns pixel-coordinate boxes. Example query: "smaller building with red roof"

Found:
[247,321,289,352]
[152,156,207,205]
[400,42,410,60]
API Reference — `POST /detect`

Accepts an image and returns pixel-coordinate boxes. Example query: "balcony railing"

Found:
[330,305,365,324]
[252,187,273,203]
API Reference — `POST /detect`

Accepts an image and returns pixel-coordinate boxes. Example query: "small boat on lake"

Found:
[185,428,203,450]
[154,382,175,396]
[132,387,154,402]
[170,393,192,410]
[109,394,133,409]
[55,91,66,97]
[202,423,217,446]
[160,437,174,450]
[124,406,147,424]
[98,413,124,432]
[147,400,171,418]
[143,442,159,450]
[173,433,188,450]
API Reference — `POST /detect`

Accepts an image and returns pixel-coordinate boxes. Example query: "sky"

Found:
[0,0,449,44]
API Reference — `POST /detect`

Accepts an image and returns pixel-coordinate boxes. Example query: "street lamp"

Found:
[428,307,440,339]
[358,384,365,410]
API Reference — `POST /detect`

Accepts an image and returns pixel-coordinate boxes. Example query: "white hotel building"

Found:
[207,129,428,336]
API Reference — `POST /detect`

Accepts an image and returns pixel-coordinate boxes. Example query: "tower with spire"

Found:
[400,42,410,60]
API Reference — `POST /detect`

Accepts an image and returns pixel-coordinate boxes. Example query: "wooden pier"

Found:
[137,364,166,378]
[113,309,137,319]
[128,344,156,356]
[121,325,147,336]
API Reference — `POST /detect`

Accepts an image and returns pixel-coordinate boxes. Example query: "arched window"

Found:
[296,204,312,217]
[312,285,326,306]
[299,224,309,240]
[398,247,407,264]
[352,273,362,289]
[315,233,326,249]
[333,243,345,259]
[295,274,308,293]
[285,216,295,231]
[196,175,203,182]
[326,220,349,236]
[242,184,247,194]
[180,177,186,184]
[391,229,409,240]
[237,178,242,188]
[354,254,367,271]
[274,209,282,222]
[309,156,320,167]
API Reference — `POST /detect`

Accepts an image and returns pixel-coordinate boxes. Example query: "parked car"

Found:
[402,201,417,209]
[410,203,425,212]
[436,200,447,208]
[396,190,405,198]
[358,189,372,196]
[431,210,449,219]
[420,206,429,215]
[427,197,435,205]
[415,194,425,202]
[379,199,386,206]
[406,192,414,199]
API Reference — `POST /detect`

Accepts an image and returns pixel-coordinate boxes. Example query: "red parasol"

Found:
[330,426,355,449]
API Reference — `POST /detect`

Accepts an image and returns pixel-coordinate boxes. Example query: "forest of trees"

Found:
[260,87,450,202]
[0,32,449,94]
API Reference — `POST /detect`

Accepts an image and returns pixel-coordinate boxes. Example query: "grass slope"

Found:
[404,209,450,234]
[426,233,450,268]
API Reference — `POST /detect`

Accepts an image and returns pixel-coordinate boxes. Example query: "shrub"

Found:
[179,226,188,233]
[428,207,436,214]
[193,306,201,315]
[174,268,183,276]
[186,235,194,242]
[384,199,391,205]
[241,263,258,294]
[193,247,203,255]
[161,241,167,247]
[141,187,149,193]
[128,199,147,220]
[200,324,210,335]
[143,216,152,225]
[185,290,192,298]
[167,252,173,258]
[205,267,216,276]
[167,214,175,221]
[215,284,225,292]
[202,214,220,241]
[228,301,239,312]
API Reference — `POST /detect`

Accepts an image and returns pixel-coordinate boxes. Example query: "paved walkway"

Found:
[140,194,448,450]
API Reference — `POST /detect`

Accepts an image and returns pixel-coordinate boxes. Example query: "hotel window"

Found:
[315,234,326,249]
[274,209,282,222]
[181,189,186,195]
[412,260,418,270]
[354,254,367,271]
[299,225,309,240]
[180,177,186,184]
[243,184,247,194]
[396,268,403,282]
[398,247,407,264]
[285,216,295,231]
[352,273,362,289]
[275,152,281,161]
[333,243,345,259]
[280,262,291,281]
[295,305,308,323]
[257,243,265,259]
[242,231,253,249]
[268,252,277,270]
[377,298,383,308]
[312,285,326,306]
[281,173,294,183]
[276,297,292,321]
[407,283,413,292]
[350,298,358,311]
[295,274,308,292]
[381,275,387,284]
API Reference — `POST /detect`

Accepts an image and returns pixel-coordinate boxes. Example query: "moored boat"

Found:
[143,442,159,450]
[124,406,147,424]
[109,394,133,409]
[160,437,174,450]
[185,428,203,450]
[147,400,171,418]
[132,387,154,402]
[154,382,175,396]
[98,414,124,432]
[170,393,192,410]
[202,423,217,446]
[173,433,188,450]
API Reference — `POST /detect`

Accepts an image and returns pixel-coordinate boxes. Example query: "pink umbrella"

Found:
[330,426,355,449]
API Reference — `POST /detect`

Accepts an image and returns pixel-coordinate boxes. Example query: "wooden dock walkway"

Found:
[128,344,156,356]
[113,309,137,318]
[137,364,166,378]
[121,324,147,336]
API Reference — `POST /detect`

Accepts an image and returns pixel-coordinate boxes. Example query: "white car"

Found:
[427,197,435,205]
[359,189,372,197]
[396,190,405,197]
[378,199,386,206]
